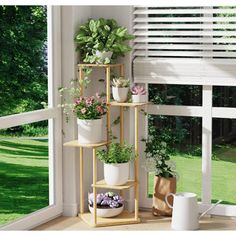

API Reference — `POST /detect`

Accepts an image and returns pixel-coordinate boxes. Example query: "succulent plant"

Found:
[131,85,146,95]
[112,77,130,88]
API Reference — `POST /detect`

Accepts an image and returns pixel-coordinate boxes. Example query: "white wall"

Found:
[61,5,134,216]
[61,6,92,216]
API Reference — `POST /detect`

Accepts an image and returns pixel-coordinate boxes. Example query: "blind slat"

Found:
[134,17,236,22]
[134,8,236,14]
[134,37,236,43]
[134,44,236,50]
[134,30,236,36]
[134,50,236,57]
[134,23,236,29]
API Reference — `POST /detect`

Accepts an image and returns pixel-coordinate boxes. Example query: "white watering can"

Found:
[165,192,222,230]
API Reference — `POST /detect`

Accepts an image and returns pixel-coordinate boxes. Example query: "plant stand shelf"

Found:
[64,140,109,148]
[64,63,146,227]
[92,179,136,190]
[110,101,148,107]
[79,211,140,227]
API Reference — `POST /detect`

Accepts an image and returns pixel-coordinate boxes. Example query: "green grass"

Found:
[148,146,236,205]
[0,139,49,226]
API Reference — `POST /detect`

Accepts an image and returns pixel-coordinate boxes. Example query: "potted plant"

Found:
[143,135,178,216]
[75,18,134,64]
[97,142,135,185]
[74,94,107,144]
[131,85,147,103]
[112,77,130,103]
[88,192,124,218]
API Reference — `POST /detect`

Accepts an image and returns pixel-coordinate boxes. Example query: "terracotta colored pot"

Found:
[152,175,176,216]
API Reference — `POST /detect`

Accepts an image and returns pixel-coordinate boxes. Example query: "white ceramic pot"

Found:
[132,94,146,103]
[77,118,102,144]
[95,50,113,64]
[89,205,124,218]
[112,87,129,103]
[104,162,129,185]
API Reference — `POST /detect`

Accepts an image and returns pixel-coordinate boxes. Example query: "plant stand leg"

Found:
[80,147,84,214]
[79,66,84,96]
[134,106,139,220]
[106,66,111,142]
[93,148,97,226]
[120,106,124,145]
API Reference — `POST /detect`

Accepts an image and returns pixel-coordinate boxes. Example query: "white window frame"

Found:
[134,4,236,216]
[139,84,236,217]
[0,6,63,230]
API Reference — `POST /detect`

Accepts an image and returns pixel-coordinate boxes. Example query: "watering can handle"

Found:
[165,193,175,209]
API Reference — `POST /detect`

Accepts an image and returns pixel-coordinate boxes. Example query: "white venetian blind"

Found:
[133,6,236,85]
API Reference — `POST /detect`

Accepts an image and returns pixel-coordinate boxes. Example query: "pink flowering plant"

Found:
[74,93,107,120]
[131,85,146,95]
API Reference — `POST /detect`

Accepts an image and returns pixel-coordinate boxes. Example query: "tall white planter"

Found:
[77,118,103,144]
[112,87,129,103]
[104,162,129,185]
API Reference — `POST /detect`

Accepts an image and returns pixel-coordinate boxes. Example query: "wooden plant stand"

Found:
[64,63,147,227]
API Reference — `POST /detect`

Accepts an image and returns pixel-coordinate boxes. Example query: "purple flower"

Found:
[88,192,123,208]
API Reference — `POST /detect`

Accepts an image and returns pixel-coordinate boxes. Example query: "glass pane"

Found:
[0,120,50,226]
[149,84,202,106]
[0,6,48,117]
[213,86,236,108]
[147,115,202,200]
[212,118,236,205]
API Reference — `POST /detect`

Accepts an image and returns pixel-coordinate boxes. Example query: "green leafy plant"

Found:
[75,18,134,64]
[112,77,130,88]
[97,142,135,164]
[143,121,178,178]
[58,74,91,122]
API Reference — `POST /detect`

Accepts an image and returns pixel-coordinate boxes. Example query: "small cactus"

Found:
[131,85,146,95]
[112,77,130,88]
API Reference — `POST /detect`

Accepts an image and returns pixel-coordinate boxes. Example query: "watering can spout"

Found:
[199,200,222,219]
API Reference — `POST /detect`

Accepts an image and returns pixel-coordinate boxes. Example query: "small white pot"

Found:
[112,87,129,103]
[104,162,129,185]
[77,118,103,144]
[89,205,124,218]
[95,51,113,64]
[132,94,147,103]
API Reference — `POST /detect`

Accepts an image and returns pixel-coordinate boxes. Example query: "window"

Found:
[134,5,236,216]
[0,6,48,117]
[0,6,62,230]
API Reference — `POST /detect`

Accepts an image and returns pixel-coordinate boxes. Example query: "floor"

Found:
[34,211,236,231]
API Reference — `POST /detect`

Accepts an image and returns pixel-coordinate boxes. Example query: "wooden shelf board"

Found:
[78,63,123,68]
[64,140,109,148]
[92,179,136,190]
[79,211,140,227]
[109,101,148,107]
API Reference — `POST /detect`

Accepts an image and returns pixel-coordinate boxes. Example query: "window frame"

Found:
[0,6,63,230]
[139,84,236,217]
[133,5,236,216]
